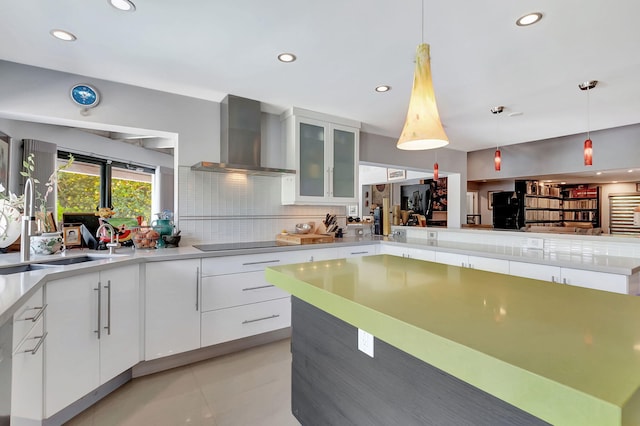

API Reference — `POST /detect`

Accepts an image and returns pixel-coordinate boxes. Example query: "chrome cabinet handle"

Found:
[329,167,333,196]
[24,304,47,322]
[195,267,200,311]
[22,332,47,355]
[241,260,280,266]
[350,251,368,255]
[104,280,112,335]
[242,285,275,291]
[242,314,280,325]
[563,278,567,284]
[94,285,101,339]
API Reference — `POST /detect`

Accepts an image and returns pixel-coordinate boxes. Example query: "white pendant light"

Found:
[397,0,449,151]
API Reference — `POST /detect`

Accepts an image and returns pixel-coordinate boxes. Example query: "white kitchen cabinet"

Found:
[509,261,561,282]
[434,252,509,274]
[558,267,629,294]
[281,108,360,205]
[467,255,510,274]
[99,265,140,382]
[145,259,201,360]
[11,288,46,423]
[45,265,139,417]
[45,273,100,417]
[201,298,291,347]
[337,244,378,258]
[201,270,288,312]
[380,244,435,261]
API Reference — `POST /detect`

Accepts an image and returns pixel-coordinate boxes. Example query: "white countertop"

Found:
[2,233,640,327]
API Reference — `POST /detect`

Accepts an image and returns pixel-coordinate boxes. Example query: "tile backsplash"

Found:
[177,167,345,245]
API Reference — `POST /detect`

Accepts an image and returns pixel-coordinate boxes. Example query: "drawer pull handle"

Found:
[242,285,275,291]
[241,260,281,266]
[23,332,47,355]
[350,251,368,255]
[242,314,280,325]
[94,286,101,339]
[24,304,47,322]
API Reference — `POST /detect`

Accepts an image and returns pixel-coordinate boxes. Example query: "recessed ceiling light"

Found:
[561,182,566,185]
[596,172,602,175]
[516,12,543,27]
[109,0,136,11]
[50,29,76,41]
[629,170,634,173]
[277,53,297,63]
[375,85,391,93]
[612,181,619,184]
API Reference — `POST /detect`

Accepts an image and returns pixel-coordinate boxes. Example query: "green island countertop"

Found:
[265,254,640,426]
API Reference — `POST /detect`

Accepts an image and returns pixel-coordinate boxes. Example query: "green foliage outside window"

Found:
[57,172,152,224]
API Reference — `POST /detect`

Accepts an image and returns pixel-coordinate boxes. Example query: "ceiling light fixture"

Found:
[375,85,391,93]
[50,29,76,41]
[579,80,597,166]
[596,172,602,175]
[516,12,543,27]
[397,0,448,151]
[109,0,136,11]
[491,106,504,171]
[277,53,297,63]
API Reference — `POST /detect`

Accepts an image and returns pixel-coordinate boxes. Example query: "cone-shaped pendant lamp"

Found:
[397,43,449,150]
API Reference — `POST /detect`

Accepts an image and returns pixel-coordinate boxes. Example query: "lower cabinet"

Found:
[336,244,378,258]
[201,298,291,347]
[380,244,435,261]
[509,261,630,294]
[145,259,201,360]
[45,265,139,417]
[11,288,46,423]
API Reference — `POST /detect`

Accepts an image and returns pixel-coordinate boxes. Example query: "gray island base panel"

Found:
[291,297,548,426]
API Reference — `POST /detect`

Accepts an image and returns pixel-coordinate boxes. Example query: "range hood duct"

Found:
[191,95,295,176]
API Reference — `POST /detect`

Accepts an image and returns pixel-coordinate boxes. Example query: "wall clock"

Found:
[70,84,100,108]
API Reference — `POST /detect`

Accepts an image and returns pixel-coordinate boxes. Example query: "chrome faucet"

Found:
[96,223,120,255]
[20,178,36,262]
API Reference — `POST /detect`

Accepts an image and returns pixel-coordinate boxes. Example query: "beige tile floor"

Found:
[65,339,300,426]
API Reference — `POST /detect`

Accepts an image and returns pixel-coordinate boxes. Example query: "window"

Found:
[56,151,154,224]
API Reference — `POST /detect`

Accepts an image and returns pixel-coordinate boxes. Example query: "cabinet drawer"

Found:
[201,271,289,311]
[201,298,291,347]
[201,253,288,276]
[13,288,45,347]
[337,245,378,258]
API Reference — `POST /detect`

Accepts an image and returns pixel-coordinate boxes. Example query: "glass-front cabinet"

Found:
[282,108,359,205]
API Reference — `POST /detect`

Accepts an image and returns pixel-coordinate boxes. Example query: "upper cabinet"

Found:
[281,108,360,205]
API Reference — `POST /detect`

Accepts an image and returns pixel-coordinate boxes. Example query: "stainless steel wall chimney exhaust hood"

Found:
[191,95,295,176]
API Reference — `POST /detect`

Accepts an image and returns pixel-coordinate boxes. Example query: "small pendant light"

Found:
[433,149,439,180]
[579,80,597,166]
[491,106,504,171]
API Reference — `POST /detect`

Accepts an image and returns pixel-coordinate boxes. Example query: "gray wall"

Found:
[360,132,468,226]
[468,123,640,180]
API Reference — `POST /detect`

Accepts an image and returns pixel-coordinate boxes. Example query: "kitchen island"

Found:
[265,254,640,426]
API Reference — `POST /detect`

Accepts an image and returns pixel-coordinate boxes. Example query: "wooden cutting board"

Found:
[276,233,335,245]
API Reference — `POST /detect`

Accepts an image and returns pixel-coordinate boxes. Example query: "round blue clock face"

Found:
[70,84,99,107]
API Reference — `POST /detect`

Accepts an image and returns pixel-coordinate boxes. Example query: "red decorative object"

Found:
[433,162,439,180]
[494,148,501,171]
[584,139,593,166]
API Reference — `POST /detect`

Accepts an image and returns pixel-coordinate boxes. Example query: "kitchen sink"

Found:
[33,255,116,266]
[0,263,57,275]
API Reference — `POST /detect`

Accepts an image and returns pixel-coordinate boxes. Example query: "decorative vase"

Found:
[30,232,63,255]
[0,199,22,249]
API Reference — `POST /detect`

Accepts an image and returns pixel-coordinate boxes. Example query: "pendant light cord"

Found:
[586,86,591,139]
[421,0,424,44]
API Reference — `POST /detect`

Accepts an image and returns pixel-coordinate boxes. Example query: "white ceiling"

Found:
[1,0,640,154]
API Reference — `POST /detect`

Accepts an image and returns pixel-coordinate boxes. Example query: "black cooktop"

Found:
[193,241,283,252]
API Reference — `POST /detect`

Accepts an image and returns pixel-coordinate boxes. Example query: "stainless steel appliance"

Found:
[373,207,383,235]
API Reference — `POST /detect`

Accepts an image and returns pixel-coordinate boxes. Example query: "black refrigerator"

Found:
[492,191,524,229]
